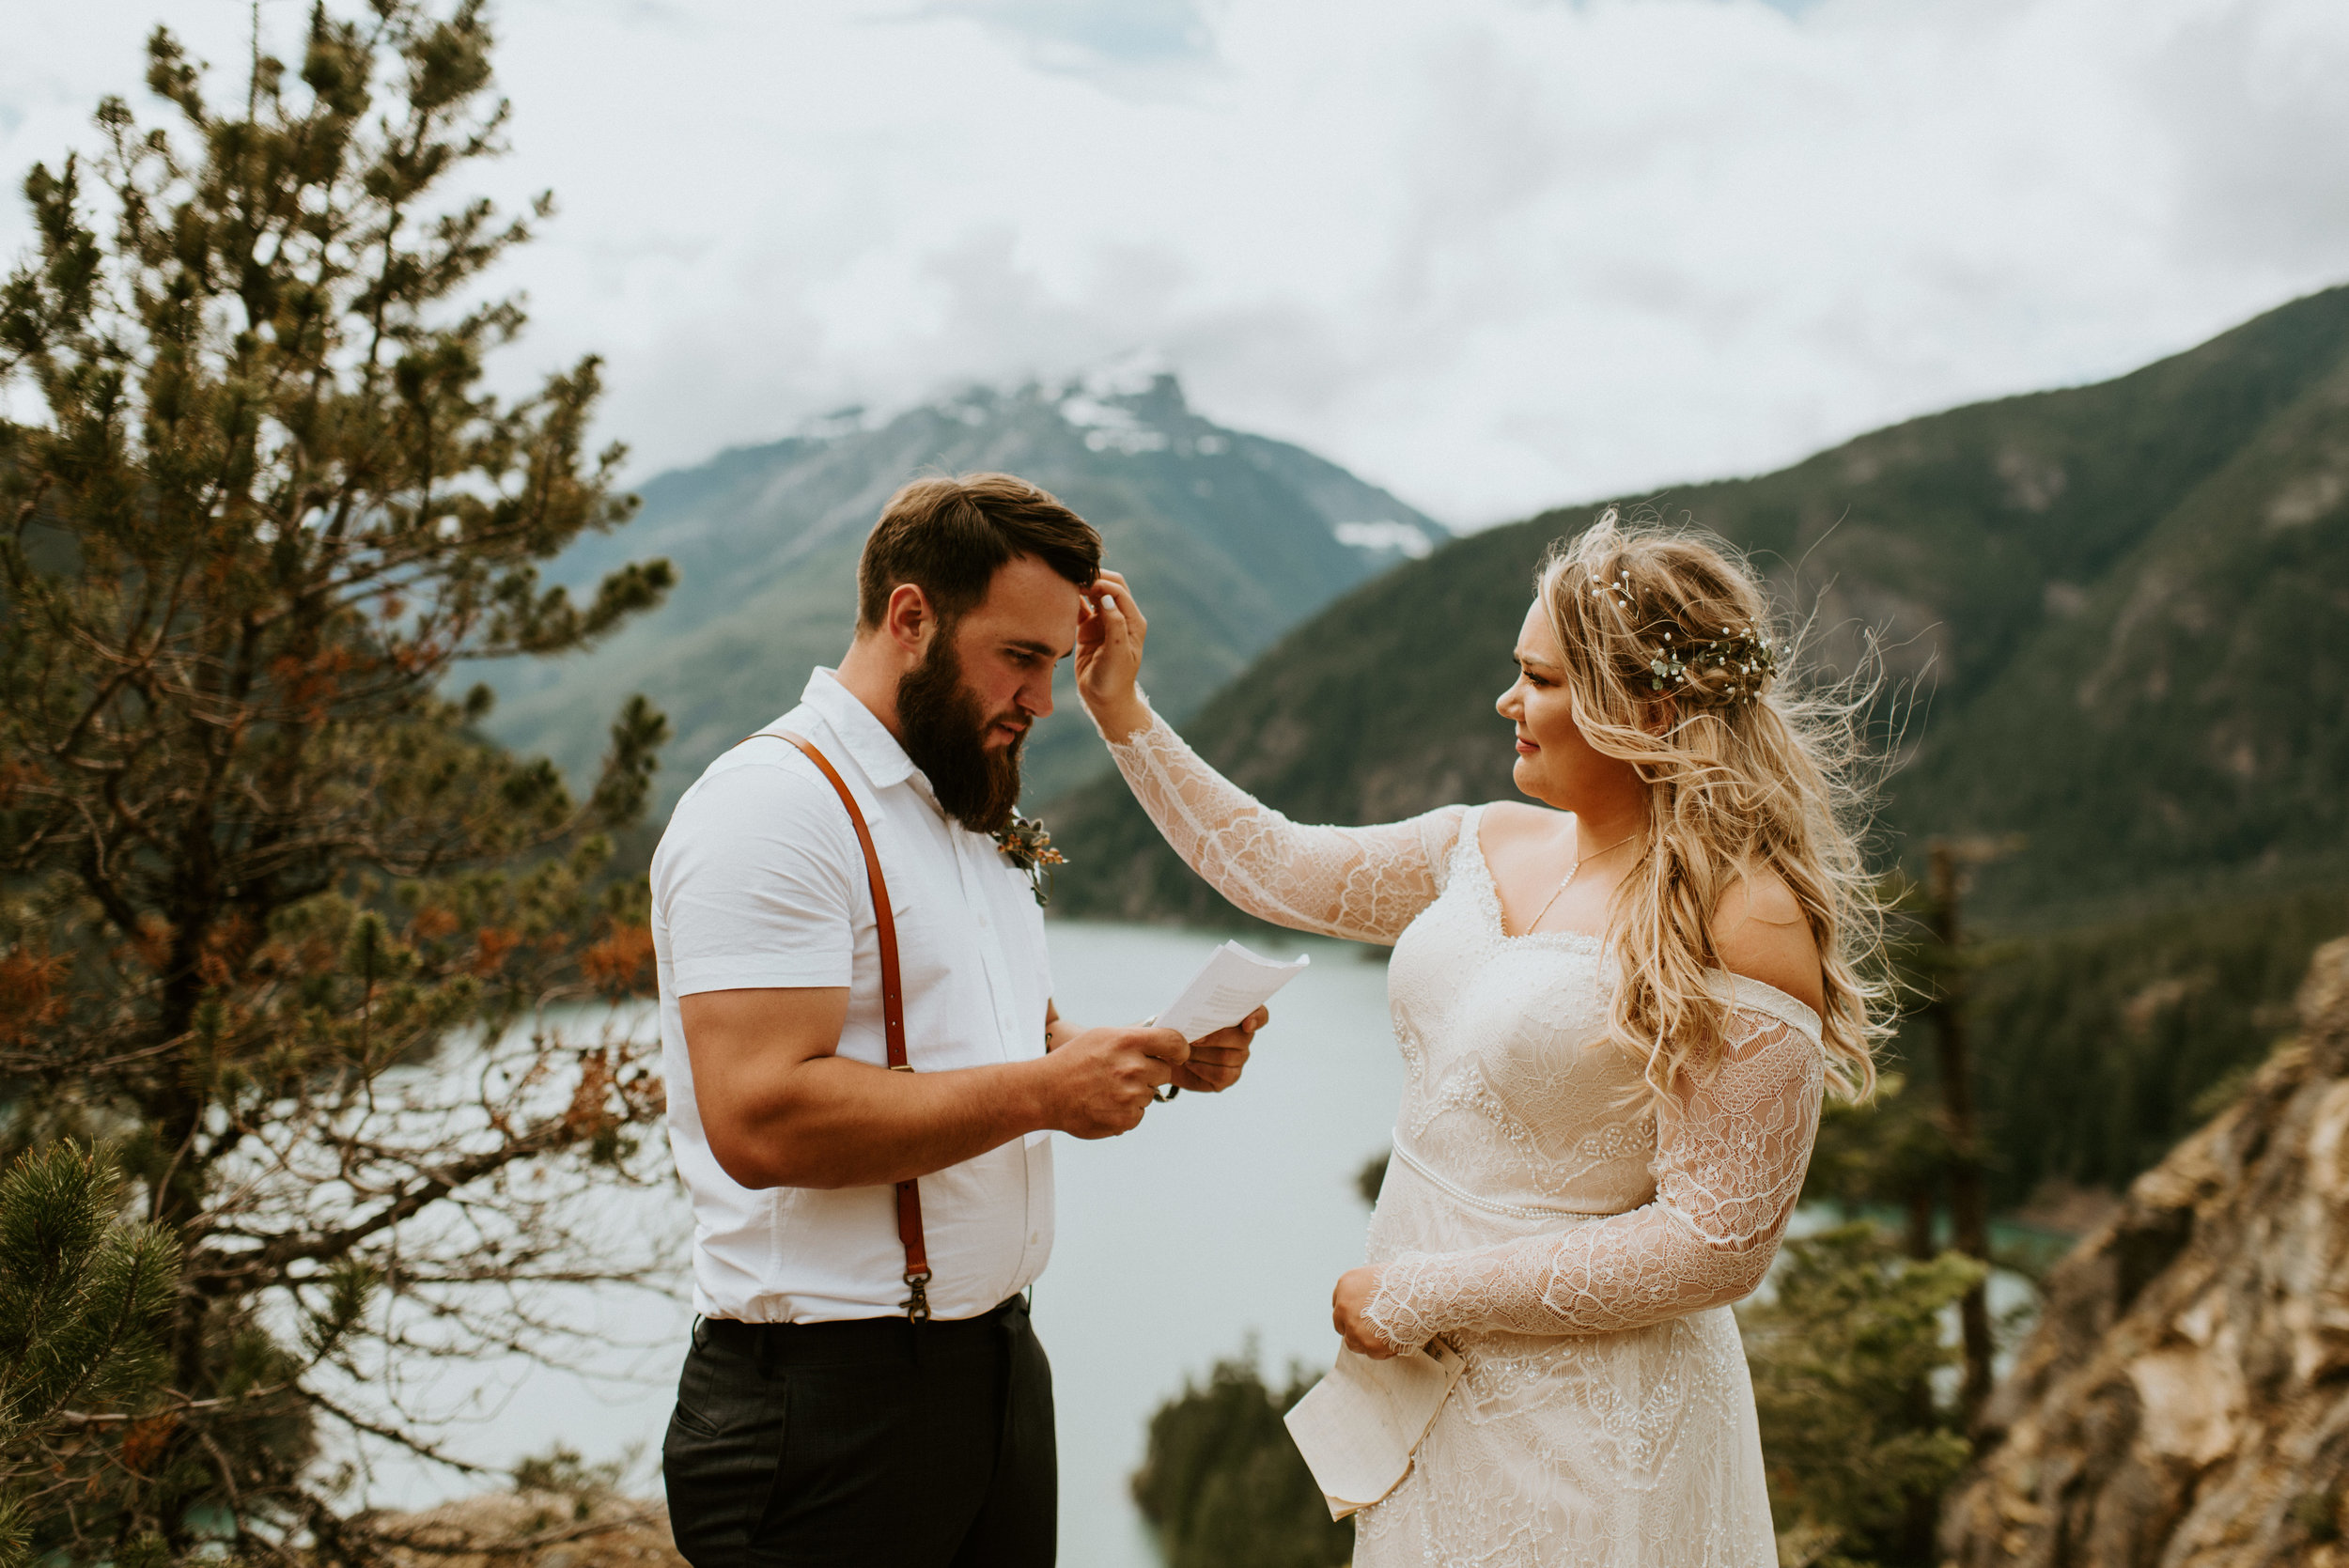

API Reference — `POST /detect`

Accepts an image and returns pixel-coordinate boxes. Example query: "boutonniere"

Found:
[992,814,1066,907]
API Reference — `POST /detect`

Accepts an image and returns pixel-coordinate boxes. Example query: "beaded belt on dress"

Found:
[1389,1141,1610,1225]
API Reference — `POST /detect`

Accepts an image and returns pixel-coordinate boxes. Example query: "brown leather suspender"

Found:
[753,731,933,1323]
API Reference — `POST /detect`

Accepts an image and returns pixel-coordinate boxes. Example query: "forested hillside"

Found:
[474,370,1442,808]
[1050,284,2349,928]
[1046,286,2349,1213]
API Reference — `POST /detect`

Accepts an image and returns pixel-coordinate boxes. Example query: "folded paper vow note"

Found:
[1154,940,1310,1043]
[1283,1340,1467,1520]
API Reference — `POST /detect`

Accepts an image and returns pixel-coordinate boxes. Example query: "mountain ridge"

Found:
[1045,283,2349,931]
[473,369,1446,809]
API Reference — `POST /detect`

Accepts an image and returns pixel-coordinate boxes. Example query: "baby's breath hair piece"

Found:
[1645,626,1781,706]
[1579,554,1781,707]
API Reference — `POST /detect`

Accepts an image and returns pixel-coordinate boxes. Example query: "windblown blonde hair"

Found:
[1538,509,1888,1101]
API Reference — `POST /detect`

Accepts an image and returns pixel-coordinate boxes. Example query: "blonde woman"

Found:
[1073,511,1887,1566]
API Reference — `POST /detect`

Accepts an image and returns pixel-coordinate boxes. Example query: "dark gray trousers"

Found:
[661,1297,1055,1568]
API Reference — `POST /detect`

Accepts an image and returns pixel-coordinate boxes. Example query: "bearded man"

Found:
[650,473,1262,1568]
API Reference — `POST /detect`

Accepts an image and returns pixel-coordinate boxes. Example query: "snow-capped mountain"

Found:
[475,370,1446,811]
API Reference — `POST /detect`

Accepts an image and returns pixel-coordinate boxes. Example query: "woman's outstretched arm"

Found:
[1077,569,1464,944]
[1354,1009,1826,1346]
[1107,710,1465,943]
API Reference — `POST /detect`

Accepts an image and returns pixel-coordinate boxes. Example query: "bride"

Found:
[1072,510,1888,1566]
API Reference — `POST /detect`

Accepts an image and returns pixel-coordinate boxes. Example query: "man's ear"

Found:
[881,582,937,660]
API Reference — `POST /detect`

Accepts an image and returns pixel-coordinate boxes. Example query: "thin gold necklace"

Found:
[1522,827,1641,934]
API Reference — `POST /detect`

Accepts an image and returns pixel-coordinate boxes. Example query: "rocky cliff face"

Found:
[1941,936,2349,1566]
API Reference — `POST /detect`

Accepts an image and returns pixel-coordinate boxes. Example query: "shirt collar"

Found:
[799,668,923,793]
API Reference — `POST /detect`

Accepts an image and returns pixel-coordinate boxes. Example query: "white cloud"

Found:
[2,0,2344,527]
[916,0,1217,70]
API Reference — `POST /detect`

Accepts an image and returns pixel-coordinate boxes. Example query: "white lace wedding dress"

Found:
[1105,714,1827,1568]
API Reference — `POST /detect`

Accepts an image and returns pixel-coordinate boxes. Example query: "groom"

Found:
[651,472,1264,1568]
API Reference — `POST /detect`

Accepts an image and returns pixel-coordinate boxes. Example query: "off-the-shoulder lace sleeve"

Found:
[1105,706,1465,945]
[1362,1007,1825,1345]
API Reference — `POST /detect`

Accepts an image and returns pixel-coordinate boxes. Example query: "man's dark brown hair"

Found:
[856,473,1102,629]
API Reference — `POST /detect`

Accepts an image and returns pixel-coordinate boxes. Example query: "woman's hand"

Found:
[1075,569,1152,742]
[1173,1004,1267,1092]
[1332,1265,1404,1358]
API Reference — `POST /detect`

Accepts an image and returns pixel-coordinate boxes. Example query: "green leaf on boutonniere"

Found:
[992,814,1066,907]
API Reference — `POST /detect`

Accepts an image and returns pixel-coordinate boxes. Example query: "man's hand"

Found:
[1040,1024,1190,1139]
[1332,1265,1403,1359]
[1169,1004,1266,1093]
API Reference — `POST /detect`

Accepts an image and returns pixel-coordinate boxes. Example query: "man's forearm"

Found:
[745,1054,1053,1190]
[687,986,1181,1188]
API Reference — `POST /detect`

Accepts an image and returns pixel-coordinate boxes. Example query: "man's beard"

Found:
[896,636,1025,835]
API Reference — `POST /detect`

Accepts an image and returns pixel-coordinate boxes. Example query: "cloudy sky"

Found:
[7,0,2347,527]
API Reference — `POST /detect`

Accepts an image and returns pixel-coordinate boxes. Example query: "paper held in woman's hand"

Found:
[1153,940,1309,1042]
[1283,1340,1467,1520]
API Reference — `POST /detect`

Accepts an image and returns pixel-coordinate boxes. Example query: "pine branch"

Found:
[363,1502,666,1559]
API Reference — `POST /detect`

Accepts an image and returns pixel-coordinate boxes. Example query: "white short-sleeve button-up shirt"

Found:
[650,669,1055,1323]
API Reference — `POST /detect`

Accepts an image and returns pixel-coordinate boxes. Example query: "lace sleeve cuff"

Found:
[1362,1251,1460,1352]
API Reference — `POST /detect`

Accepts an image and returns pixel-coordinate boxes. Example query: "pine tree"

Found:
[1740,1225,1983,1568]
[0,1143,178,1568]
[1131,1351,1353,1568]
[1765,875,1997,1565]
[0,3,674,1557]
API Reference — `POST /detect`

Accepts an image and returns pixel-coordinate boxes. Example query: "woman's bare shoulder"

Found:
[1478,800,1567,849]
[1713,866,1825,1017]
